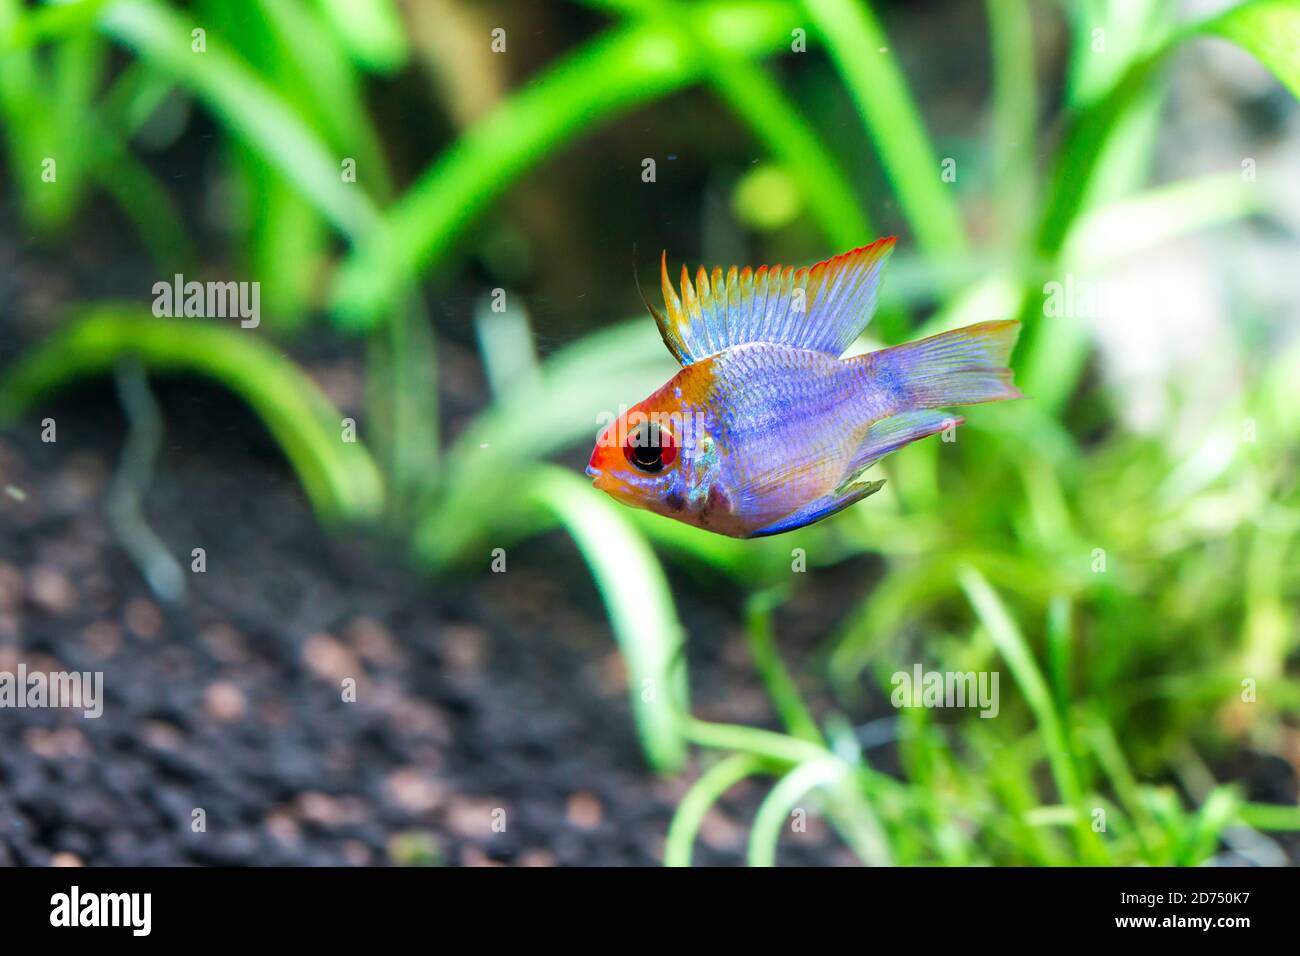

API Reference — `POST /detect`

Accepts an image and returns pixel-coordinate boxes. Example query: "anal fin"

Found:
[846,409,962,475]
[747,411,961,537]
[749,478,887,538]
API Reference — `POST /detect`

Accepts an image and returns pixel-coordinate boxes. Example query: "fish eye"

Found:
[624,421,678,474]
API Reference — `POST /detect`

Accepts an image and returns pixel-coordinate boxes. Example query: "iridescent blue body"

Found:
[677,344,883,533]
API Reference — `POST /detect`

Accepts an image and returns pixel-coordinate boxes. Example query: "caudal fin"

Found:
[859,320,1022,410]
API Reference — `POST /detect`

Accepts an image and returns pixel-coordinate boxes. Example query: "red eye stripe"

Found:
[657,424,678,466]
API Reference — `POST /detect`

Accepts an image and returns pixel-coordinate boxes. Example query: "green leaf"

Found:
[526,466,688,772]
[98,0,378,240]
[747,760,847,866]
[959,566,1109,863]
[800,0,968,255]
[314,0,408,73]
[1039,0,1300,258]
[623,0,872,248]
[1238,801,1300,831]
[665,753,769,866]
[1201,0,1300,100]
[330,0,799,327]
[1181,786,1240,864]
[413,318,676,567]
[0,307,385,524]
[985,0,1037,242]
[744,591,823,744]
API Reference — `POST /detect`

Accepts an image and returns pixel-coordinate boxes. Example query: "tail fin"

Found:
[858,320,1022,410]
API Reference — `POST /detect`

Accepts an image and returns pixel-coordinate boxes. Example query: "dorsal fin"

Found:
[649,237,896,366]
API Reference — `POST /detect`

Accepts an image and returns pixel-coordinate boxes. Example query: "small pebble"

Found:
[204,681,247,722]
[345,617,400,665]
[301,633,361,683]
[566,792,604,830]
[437,624,486,675]
[82,620,122,658]
[698,807,745,851]
[295,792,347,827]
[385,768,445,815]
[444,797,505,840]
[123,597,163,639]
[341,839,371,866]
[0,562,23,610]
[517,848,557,867]
[27,566,76,615]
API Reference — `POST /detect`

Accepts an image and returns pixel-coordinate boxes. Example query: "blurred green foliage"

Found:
[1,0,1299,865]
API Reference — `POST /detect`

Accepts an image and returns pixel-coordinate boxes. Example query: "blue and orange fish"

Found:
[586,238,1021,537]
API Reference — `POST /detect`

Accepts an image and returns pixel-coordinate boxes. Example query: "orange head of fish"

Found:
[586,374,701,519]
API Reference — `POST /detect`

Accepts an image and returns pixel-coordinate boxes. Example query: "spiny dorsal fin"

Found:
[650,237,896,366]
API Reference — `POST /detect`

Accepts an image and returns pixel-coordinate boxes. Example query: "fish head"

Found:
[586,370,708,519]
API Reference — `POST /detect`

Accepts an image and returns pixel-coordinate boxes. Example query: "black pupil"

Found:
[629,424,664,472]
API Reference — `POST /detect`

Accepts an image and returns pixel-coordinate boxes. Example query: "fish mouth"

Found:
[586,463,614,493]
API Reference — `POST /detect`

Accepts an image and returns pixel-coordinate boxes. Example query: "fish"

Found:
[586,237,1022,538]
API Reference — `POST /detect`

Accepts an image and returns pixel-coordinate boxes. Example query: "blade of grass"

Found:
[966,722,1070,863]
[748,758,892,866]
[665,753,770,866]
[959,565,1109,863]
[1180,785,1240,865]
[202,0,393,326]
[314,0,408,73]
[98,0,378,240]
[680,715,831,765]
[1045,595,1072,724]
[1039,0,1300,259]
[985,0,1037,244]
[800,0,967,256]
[1083,711,1163,856]
[330,0,800,327]
[1238,802,1300,831]
[747,760,845,866]
[1204,0,1300,100]
[1027,173,1263,413]
[366,296,439,521]
[2,0,112,48]
[745,589,824,745]
[0,307,385,524]
[526,466,688,771]
[259,0,393,198]
[91,141,197,272]
[594,0,872,248]
[413,318,676,567]
[1241,523,1288,681]
[1063,171,1264,271]
[0,2,100,231]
